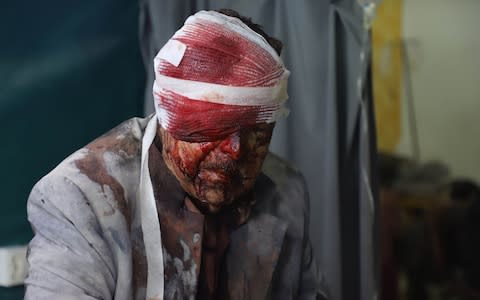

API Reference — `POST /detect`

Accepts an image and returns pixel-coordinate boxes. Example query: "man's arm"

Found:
[25,174,115,299]
[298,237,329,300]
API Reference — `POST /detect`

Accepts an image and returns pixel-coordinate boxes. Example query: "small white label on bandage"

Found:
[157,39,187,67]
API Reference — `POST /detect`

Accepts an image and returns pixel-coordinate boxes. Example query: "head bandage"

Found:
[153,10,290,142]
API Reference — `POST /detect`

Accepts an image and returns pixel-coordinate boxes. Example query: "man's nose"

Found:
[219,131,241,160]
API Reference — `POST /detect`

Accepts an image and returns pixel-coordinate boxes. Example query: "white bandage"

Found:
[153,10,290,140]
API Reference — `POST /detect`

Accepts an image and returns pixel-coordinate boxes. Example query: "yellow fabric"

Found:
[372,0,403,152]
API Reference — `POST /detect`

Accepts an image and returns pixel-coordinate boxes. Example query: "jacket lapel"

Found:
[225,174,288,300]
[226,213,287,300]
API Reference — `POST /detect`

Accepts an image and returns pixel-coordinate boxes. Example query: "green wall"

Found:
[0,1,145,298]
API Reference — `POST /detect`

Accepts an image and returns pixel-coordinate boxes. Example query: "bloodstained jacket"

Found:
[25,116,328,300]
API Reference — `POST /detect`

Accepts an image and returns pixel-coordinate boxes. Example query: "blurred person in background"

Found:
[435,179,480,299]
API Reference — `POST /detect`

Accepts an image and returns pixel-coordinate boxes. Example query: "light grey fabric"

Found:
[25,116,327,299]
[25,117,147,300]
[139,1,378,300]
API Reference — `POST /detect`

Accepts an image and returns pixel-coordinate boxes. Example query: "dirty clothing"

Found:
[25,116,327,300]
[148,134,250,300]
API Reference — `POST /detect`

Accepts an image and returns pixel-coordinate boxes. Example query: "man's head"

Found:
[450,179,480,204]
[153,10,288,212]
[214,8,283,56]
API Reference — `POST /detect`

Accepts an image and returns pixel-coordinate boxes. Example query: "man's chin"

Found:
[189,197,226,214]
[193,188,236,213]
[203,202,223,214]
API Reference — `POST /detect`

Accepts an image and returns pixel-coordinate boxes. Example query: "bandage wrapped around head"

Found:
[153,10,290,142]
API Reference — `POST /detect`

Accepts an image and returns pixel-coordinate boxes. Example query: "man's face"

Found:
[160,123,274,212]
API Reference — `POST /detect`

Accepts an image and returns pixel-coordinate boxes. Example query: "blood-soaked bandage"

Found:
[153,10,290,142]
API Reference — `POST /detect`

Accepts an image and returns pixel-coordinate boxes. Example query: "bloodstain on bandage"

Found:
[153,10,289,142]
[155,91,279,142]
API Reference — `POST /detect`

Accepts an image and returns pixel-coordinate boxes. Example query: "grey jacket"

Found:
[25,116,327,300]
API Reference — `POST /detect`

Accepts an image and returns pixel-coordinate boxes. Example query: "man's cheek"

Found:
[255,145,268,158]
[239,156,262,178]
[176,143,211,177]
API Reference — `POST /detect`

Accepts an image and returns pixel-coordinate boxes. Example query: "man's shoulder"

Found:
[262,152,304,185]
[54,116,149,174]
[31,116,151,209]
[260,152,308,196]
[83,116,150,159]
[255,153,309,235]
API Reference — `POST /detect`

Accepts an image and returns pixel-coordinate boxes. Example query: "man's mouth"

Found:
[196,157,241,182]
[198,168,239,184]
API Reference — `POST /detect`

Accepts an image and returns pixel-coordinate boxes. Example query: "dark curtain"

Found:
[139,1,379,299]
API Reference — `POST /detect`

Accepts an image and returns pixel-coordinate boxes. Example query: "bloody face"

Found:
[160,123,274,212]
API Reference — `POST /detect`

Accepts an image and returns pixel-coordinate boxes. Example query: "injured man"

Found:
[25,9,327,300]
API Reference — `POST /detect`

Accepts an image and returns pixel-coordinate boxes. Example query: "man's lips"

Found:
[196,157,240,182]
[198,168,238,184]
